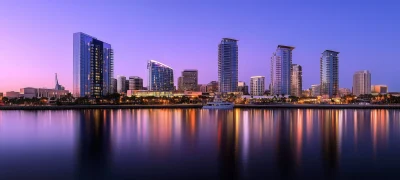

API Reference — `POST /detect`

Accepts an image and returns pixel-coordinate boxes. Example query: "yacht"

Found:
[202,98,234,109]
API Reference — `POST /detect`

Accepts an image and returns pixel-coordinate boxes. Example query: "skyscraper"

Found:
[250,76,265,96]
[73,32,113,98]
[129,76,143,90]
[147,60,174,91]
[125,80,130,92]
[177,77,183,91]
[271,45,294,96]
[352,70,371,96]
[117,75,126,93]
[218,38,238,92]
[180,69,198,91]
[290,64,302,97]
[320,50,339,98]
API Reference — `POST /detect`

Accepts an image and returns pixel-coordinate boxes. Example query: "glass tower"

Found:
[147,60,174,91]
[73,32,113,98]
[320,50,339,98]
[271,45,294,95]
[218,38,238,93]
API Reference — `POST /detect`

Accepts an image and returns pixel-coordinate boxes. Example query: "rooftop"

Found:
[182,69,198,72]
[251,76,265,78]
[277,45,295,50]
[222,38,238,42]
[323,50,340,54]
[148,60,173,69]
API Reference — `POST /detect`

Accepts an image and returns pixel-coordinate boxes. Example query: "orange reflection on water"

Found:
[370,110,389,154]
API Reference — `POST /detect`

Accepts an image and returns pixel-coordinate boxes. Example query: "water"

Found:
[0,109,400,179]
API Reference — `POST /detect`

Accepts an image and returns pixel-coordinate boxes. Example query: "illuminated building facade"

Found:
[271,45,294,95]
[147,60,174,91]
[320,50,339,98]
[250,76,265,96]
[73,32,113,98]
[218,38,238,92]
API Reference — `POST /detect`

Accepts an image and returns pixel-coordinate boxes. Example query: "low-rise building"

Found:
[311,84,321,97]
[371,85,388,94]
[5,91,20,99]
[127,90,203,98]
[20,87,69,99]
[206,81,219,93]
[339,88,351,97]
[237,81,249,95]
[302,89,311,97]
[127,90,174,97]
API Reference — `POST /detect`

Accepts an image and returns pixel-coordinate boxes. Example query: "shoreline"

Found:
[1,104,400,110]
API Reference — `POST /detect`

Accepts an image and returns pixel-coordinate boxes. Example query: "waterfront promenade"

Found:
[1,104,400,110]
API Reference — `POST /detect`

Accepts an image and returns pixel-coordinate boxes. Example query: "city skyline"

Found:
[1,1,399,93]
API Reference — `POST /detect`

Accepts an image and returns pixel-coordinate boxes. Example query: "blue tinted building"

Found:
[73,32,114,98]
[147,60,174,91]
[271,45,294,95]
[320,50,339,98]
[218,38,238,92]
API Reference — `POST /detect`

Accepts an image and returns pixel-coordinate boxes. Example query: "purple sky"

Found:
[1,0,399,93]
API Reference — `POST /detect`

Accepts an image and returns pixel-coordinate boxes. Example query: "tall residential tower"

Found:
[320,50,339,98]
[290,64,302,97]
[271,45,294,95]
[218,38,238,92]
[250,76,265,96]
[352,70,371,96]
[73,32,113,98]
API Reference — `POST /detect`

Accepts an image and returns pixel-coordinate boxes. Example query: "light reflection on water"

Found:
[0,109,400,179]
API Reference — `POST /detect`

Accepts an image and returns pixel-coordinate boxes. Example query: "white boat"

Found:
[202,98,234,109]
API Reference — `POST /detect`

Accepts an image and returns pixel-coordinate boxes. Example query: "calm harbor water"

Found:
[1,109,400,179]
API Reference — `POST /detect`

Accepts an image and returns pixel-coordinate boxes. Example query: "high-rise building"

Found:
[180,69,198,91]
[129,76,143,90]
[206,81,219,93]
[117,75,126,93]
[371,85,388,94]
[237,81,249,95]
[177,77,183,91]
[111,78,117,94]
[73,32,113,98]
[271,45,294,96]
[218,38,238,92]
[311,84,321,97]
[54,73,65,90]
[291,64,302,97]
[320,50,339,98]
[147,60,174,91]
[352,70,371,96]
[125,80,130,92]
[250,76,265,96]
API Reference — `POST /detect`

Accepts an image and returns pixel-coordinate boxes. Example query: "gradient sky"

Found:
[1,0,399,93]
